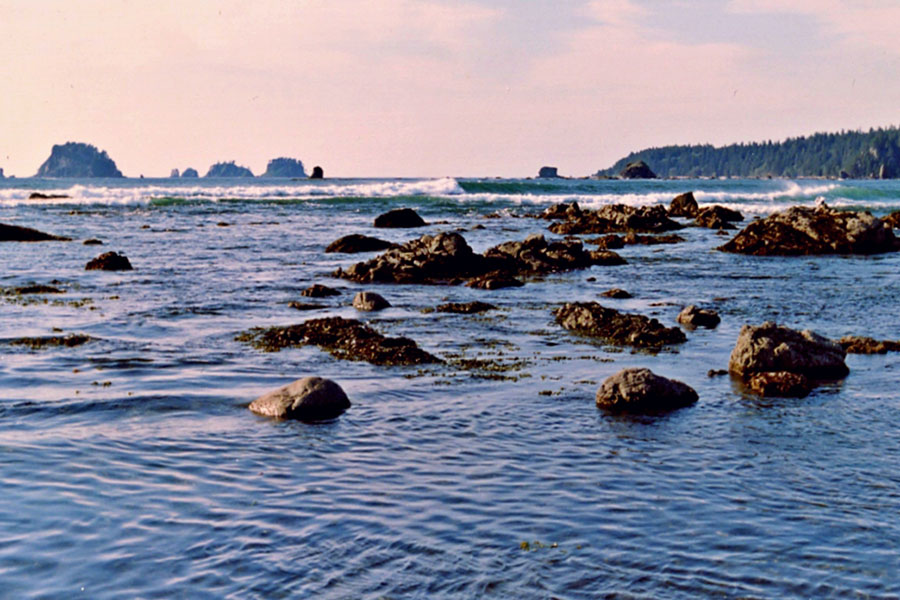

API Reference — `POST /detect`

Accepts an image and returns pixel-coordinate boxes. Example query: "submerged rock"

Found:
[839,335,900,354]
[8,333,92,349]
[28,192,70,200]
[374,208,427,228]
[1,223,71,242]
[747,371,812,398]
[85,251,133,271]
[301,284,341,298]
[619,160,657,179]
[669,192,699,218]
[554,302,686,350]
[435,301,496,314]
[238,317,440,366]
[353,291,391,311]
[10,284,64,295]
[719,205,899,255]
[288,301,327,311]
[596,368,697,413]
[249,377,350,421]
[325,234,394,253]
[546,203,683,235]
[676,305,720,329]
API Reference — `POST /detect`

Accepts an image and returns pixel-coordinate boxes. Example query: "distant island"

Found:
[205,161,254,177]
[35,142,123,178]
[181,168,199,178]
[262,157,306,178]
[599,126,900,179]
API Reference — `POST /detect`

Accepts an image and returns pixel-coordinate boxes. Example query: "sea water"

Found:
[1,176,899,598]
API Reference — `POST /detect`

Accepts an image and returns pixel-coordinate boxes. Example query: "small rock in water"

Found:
[1,223,71,242]
[288,301,327,311]
[601,288,632,299]
[83,238,103,245]
[668,192,699,218]
[249,376,350,421]
[596,368,697,413]
[374,208,427,228]
[435,301,496,314]
[85,251,133,271]
[839,335,900,354]
[325,234,394,254]
[353,291,391,311]
[555,302,686,350]
[676,305,721,329]
[301,284,341,298]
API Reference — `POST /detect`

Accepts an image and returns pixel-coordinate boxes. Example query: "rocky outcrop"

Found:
[719,205,899,255]
[619,160,657,179]
[181,168,199,178]
[301,284,341,298]
[694,205,743,230]
[238,317,440,366]
[596,368,697,413]
[249,377,350,421]
[728,322,848,395]
[374,208,428,228]
[669,192,699,217]
[35,142,123,178]
[85,251,133,271]
[884,211,900,229]
[1,223,70,242]
[544,203,683,235]
[435,301,496,314]
[747,371,812,398]
[839,335,900,354]
[205,161,254,177]
[353,291,390,311]
[325,234,395,253]
[538,166,559,178]
[262,157,306,178]
[554,302,686,350]
[676,305,720,329]
[310,166,324,179]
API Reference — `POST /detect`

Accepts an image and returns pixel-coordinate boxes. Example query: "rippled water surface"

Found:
[2,177,900,598]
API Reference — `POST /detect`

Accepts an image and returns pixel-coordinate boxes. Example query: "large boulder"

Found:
[619,160,657,179]
[205,161,254,177]
[728,322,849,380]
[325,234,394,253]
[353,291,391,311]
[694,205,743,229]
[719,205,899,255]
[262,157,306,178]
[85,251,133,271]
[669,192,699,217]
[596,368,697,413]
[249,377,350,421]
[546,203,683,235]
[555,302,686,350]
[374,208,427,228]
[676,305,720,329]
[35,142,123,177]
[1,223,70,242]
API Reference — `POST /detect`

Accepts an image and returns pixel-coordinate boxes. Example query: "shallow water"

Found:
[2,177,899,598]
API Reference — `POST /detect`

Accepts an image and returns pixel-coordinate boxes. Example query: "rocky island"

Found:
[262,157,306,178]
[35,142,123,178]
[205,161,254,177]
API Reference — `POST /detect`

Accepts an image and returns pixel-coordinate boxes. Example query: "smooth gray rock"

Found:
[596,368,697,412]
[249,377,350,421]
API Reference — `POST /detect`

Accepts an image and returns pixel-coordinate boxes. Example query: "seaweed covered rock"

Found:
[8,333,92,349]
[676,305,720,329]
[1,223,71,242]
[85,251,133,271]
[729,322,848,383]
[839,335,900,354]
[325,234,394,253]
[435,301,496,314]
[249,377,350,421]
[746,371,813,398]
[238,317,440,366]
[546,203,683,235]
[668,192,699,218]
[554,302,686,349]
[374,208,427,228]
[596,368,697,413]
[719,205,899,255]
[694,205,743,230]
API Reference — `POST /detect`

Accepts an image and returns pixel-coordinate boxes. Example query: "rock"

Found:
[538,166,559,178]
[601,288,632,299]
[262,157,306,178]
[181,168,199,178]
[28,192,70,200]
[728,322,848,380]
[546,203,683,235]
[707,369,728,377]
[619,160,657,179]
[719,205,899,255]
[374,208,427,228]
[554,302,686,350]
[85,251,133,271]
[170,168,180,178]
[249,377,350,421]
[884,211,900,229]
[676,305,720,329]
[669,192,699,217]
[590,234,625,250]
[353,291,391,311]
[288,301,327,311]
[83,239,103,245]
[301,284,341,298]
[8,333,92,349]
[839,335,900,354]
[483,234,597,275]
[694,205,743,230]
[435,301,496,314]
[746,371,812,398]
[589,250,627,265]
[1,223,71,242]
[0,167,4,179]
[596,368,697,413]
[310,166,324,179]
[466,272,524,290]
[325,234,395,253]
[621,233,685,245]
[35,142,123,177]
[10,284,64,294]
[205,161,254,177]
[540,202,582,220]
[238,316,440,366]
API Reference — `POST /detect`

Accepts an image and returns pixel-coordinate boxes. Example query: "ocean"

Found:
[2,176,899,598]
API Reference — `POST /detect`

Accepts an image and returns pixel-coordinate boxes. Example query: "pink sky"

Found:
[1,0,898,178]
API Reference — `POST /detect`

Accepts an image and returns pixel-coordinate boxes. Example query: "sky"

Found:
[1,0,899,178]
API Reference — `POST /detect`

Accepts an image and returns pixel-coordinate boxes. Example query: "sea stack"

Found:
[36,142,123,178]
[262,157,306,177]
[310,166,324,179]
[538,166,559,178]
[205,161,254,177]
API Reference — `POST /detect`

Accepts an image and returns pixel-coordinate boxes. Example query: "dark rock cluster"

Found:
[542,202,683,235]
[554,302,686,350]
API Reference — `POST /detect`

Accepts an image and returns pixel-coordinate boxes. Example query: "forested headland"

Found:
[599,126,900,179]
